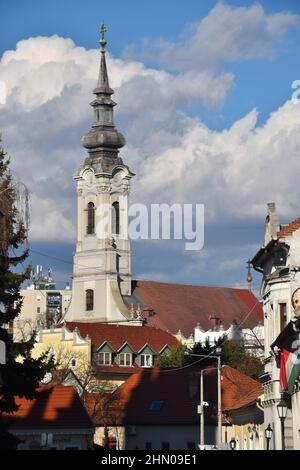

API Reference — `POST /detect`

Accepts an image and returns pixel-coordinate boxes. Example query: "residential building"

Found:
[87,365,263,450]
[32,322,178,387]
[3,386,94,450]
[14,265,71,341]
[251,202,300,449]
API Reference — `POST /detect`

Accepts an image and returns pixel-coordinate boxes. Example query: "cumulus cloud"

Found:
[0,2,299,250]
[126,2,299,71]
[137,101,300,221]
[0,33,234,242]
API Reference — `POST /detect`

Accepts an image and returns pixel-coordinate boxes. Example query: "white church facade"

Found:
[65,26,139,325]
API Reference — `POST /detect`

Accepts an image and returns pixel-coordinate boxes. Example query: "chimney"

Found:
[263,202,279,247]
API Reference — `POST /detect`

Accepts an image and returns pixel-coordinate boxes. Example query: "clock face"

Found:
[41,372,53,385]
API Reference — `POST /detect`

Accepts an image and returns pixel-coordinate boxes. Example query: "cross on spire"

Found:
[100,24,107,51]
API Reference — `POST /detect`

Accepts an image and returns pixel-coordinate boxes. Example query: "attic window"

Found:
[148,400,164,411]
[141,354,152,368]
[98,352,112,366]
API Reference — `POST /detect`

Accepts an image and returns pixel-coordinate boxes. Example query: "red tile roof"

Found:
[4,386,94,431]
[204,366,263,412]
[132,281,263,337]
[66,322,178,352]
[86,365,262,426]
[277,217,300,238]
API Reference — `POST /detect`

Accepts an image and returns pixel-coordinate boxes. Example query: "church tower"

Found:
[65,25,136,323]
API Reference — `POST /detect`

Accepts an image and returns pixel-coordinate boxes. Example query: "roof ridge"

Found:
[136,280,252,291]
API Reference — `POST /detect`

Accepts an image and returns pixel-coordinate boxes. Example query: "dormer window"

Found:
[98,352,112,366]
[141,354,152,368]
[119,353,132,366]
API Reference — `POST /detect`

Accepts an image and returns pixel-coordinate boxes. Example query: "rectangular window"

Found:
[98,352,111,366]
[145,442,152,450]
[161,442,170,450]
[119,353,132,366]
[140,354,152,368]
[279,303,287,331]
[37,307,41,314]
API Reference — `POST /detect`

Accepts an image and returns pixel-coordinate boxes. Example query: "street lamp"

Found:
[277,397,288,451]
[186,350,222,448]
[264,424,273,450]
[229,437,236,450]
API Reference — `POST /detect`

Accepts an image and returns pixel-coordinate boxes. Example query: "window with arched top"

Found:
[86,289,94,311]
[87,202,95,234]
[112,202,120,235]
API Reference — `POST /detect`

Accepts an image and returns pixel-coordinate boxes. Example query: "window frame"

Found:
[112,201,120,236]
[140,354,153,368]
[119,352,132,367]
[87,202,95,235]
[86,289,94,311]
[98,352,112,366]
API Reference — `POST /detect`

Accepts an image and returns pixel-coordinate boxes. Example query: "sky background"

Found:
[1,0,300,292]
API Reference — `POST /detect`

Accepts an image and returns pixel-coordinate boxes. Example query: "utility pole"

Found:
[187,351,222,449]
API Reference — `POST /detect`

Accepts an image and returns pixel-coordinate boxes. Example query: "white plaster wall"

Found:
[125,425,216,450]
[292,391,300,450]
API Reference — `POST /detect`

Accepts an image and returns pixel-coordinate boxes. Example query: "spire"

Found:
[94,24,113,95]
[81,24,125,156]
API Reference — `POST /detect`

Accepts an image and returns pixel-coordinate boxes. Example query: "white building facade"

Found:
[251,203,300,450]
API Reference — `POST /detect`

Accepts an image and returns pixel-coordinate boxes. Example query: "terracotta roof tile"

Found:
[277,218,300,238]
[66,322,178,353]
[132,281,263,337]
[4,386,94,431]
[86,365,262,426]
[205,365,263,412]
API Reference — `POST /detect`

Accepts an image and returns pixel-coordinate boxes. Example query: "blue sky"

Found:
[1,0,300,291]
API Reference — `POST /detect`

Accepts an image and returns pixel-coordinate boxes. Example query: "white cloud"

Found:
[130,2,299,71]
[0,2,299,245]
[137,100,300,222]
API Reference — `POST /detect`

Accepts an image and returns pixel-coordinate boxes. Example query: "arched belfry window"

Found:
[86,289,94,311]
[112,202,120,235]
[87,202,95,234]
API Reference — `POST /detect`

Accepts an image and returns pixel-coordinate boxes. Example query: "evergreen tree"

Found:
[155,344,187,369]
[0,141,53,426]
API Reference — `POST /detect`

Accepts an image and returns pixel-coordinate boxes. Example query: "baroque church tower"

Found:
[65,26,137,324]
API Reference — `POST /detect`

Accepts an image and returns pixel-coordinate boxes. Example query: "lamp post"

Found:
[229,437,236,450]
[200,369,204,448]
[186,350,222,448]
[277,397,288,451]
[264,424,273,450]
